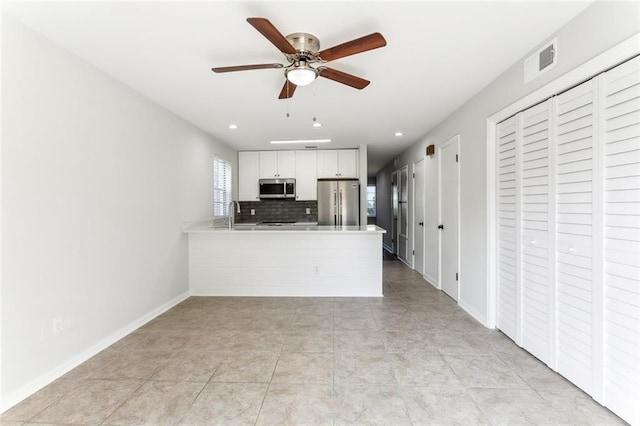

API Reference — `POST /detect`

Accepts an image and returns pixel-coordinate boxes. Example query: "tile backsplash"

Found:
[236,199,318,223]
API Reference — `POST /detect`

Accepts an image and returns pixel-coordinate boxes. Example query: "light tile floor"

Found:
[2,255,626,425]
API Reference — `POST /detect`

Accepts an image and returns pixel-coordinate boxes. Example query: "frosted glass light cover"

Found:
[286,68,317,86]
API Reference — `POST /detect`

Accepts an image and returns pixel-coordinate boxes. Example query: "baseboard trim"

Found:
[398,256,412,269]
[0,291,190,414]
[459,299,489,328]
[423,273,439,289]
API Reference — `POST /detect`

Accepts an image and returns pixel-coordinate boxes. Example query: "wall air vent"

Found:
[524,38,557,84]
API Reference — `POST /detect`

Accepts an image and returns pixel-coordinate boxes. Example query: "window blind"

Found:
[213,156,232,217]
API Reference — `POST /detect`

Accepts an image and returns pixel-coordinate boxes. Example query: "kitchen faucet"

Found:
[228,200,241,229]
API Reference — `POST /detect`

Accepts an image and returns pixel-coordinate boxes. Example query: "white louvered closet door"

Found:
[495,56,640,425]
[554,79,597,394]
[519,100,554,365]
[497,116,520,343]
[601,55,640,425]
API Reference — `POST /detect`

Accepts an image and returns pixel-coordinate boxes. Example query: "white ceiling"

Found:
[3,1,592,175]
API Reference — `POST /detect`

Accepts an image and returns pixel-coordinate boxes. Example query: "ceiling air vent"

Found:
[524,38,557,84]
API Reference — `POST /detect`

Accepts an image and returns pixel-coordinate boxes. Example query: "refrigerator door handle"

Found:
[339,190,343,226]
[333,190,338,226]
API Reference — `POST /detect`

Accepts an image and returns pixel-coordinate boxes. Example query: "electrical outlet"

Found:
[306,208,310,215]
[250,209,255,216]
[52,317,63,335]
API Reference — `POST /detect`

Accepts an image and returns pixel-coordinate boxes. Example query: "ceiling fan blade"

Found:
[278,80,297,99]
[247,17,297,55]
[211,63,283,73]
[318,32,387,62]
[318,67,370,89]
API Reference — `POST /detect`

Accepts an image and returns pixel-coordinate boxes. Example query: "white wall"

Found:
[0,16,237,410]
[376,1,640,323]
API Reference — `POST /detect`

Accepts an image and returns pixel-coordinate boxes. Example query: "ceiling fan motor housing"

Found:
[286,32,320,57]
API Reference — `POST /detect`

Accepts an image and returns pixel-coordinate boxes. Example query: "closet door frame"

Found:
[486,34,639,330]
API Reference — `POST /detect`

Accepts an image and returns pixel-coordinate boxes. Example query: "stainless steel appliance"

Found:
[317,179,360,226]
[259,178,295,199]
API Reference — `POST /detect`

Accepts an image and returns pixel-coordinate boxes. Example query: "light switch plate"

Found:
[251,209,255,215]
[306,208,310,214]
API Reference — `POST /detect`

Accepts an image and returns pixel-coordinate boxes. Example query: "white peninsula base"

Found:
[185,224,386,297]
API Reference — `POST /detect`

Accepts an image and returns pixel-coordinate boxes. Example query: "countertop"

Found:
[182,220,386,234]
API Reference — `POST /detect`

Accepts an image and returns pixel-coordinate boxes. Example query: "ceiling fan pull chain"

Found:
[286,93,290,118]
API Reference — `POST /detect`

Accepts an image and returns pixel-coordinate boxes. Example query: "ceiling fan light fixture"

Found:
[286,65,318,86]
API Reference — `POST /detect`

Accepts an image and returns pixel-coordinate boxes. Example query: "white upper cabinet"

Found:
[338,149,359,178]
[317,150,338,178]
[259,151,278,178]
[317,149,359,178]
[259,151,296,178]
[295,150,317,200]
[238,151,260,201]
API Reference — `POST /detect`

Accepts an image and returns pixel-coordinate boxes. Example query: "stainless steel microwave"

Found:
[259,178,296,199]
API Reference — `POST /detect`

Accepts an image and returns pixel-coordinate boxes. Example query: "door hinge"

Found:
[456,272,459,281]
[455,154,459,162]
[413,173,415,178]
[412,250,415,255]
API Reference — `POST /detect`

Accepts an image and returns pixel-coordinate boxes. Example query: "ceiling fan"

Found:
[211,17,387,99]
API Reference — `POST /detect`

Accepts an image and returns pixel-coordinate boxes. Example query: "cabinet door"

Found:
[338,149,359,178]
[238,151,260,201]
[259,151,279,178]
[295,150,317,200]
[276,151,296,178]
[317,150,339,178]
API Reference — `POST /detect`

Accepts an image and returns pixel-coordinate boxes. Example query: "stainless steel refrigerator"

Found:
[317,179,360,226]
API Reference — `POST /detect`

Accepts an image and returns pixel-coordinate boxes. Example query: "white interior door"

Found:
[413,159,425,275]
[391,171,398,255]
[520,99,553,365]
[424,155,439,286]
[601,56,640,424]
[554,78,596,394]
[439,137,460,300]
[497,116,520,342]
[398,165,410,264]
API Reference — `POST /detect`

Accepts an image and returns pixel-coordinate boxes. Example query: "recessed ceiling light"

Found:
[228,124,238,130]
[270,138,331,144]
[312,122,322,128]
[395,132,404,137]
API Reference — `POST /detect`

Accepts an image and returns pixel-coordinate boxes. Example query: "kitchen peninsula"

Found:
[183,222,386,297]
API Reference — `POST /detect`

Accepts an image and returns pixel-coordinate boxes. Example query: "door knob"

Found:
[438,224,444,230]
[418,222,424,226]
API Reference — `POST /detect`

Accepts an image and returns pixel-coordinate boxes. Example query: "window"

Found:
[213,156,232,217]
[367,185,376,217]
